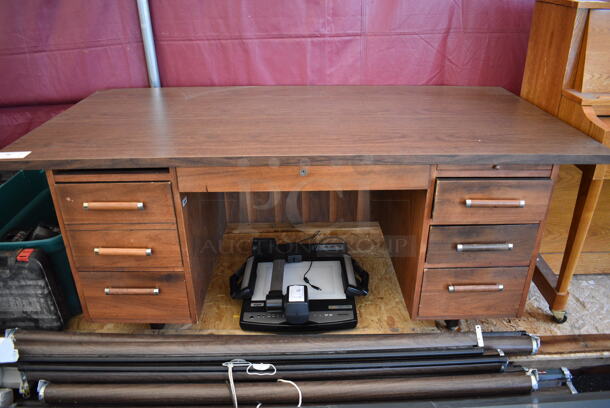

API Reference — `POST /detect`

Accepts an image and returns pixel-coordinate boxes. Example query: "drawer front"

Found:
[67,227,182,269]
[432,179,553,224]
[426,224,539,267]
[55,182,176,224]
[176,165,430,192]
[79,271,191,322]
[418,267,529,319]
[436,164,552,178]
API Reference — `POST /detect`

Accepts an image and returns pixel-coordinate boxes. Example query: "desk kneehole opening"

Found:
[447,283,504,293]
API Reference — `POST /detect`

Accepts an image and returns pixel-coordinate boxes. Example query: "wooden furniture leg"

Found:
[534,165,604,322]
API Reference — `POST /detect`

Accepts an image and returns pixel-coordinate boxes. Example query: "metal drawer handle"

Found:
[83,202,144,211]
[448,284,504,293]
[94,248,152,256]
[456,243,514,252]
[104,288,160,295]
[465,199,525,208]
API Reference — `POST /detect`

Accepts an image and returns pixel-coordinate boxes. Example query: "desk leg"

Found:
[534,165,604,322]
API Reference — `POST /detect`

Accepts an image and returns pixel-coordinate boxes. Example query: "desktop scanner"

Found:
[230,237,369,332]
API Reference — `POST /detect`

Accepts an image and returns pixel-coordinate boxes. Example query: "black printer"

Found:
[230,237,369,332]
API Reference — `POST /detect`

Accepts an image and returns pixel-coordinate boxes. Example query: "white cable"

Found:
[226,362,239,408]
[223,359,301,408]
[278,379,302,407]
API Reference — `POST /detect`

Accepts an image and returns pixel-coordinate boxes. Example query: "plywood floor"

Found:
[67,222,610,338]
[541,165,609,274]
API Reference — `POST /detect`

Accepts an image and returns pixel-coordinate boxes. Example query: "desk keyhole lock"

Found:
[299,168,308,176]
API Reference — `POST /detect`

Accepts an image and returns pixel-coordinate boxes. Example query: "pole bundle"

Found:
[2,329,543,406]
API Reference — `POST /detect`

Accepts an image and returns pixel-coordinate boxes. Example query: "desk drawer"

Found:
[426,224,539,267]
[432,179,553,224]
[55,182,176,224]
[79,271,191,322]
[176,165,430,192]
[418,267,528,319]
[67,227,182,269]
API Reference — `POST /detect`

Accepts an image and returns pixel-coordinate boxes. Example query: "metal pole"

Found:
[136,0,161,88]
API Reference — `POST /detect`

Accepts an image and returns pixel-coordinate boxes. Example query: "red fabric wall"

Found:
[152,0,533,93]
[0,0,535,150]
[0,0,148,148]
[0,0,148,106]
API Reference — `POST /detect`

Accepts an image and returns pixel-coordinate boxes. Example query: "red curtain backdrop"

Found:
[0,0,535,149]
[152,0,533,92]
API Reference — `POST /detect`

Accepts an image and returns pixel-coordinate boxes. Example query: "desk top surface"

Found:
[2,86,609,170]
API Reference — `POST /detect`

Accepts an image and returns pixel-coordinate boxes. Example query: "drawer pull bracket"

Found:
[456,243,514,252]
[83,202,144,211]
[104,287,160,296]
[448,283,504,293]
[465,199,525,208]
[94,248,153,256]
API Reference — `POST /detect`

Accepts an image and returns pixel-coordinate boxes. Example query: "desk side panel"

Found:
[45,170,90,319]
[171,169,226,320]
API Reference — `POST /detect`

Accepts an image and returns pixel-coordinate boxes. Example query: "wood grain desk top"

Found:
[2,86,610,170]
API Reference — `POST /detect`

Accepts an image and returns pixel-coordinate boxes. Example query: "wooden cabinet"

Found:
[412,165,558,320]
[47,170,224,324]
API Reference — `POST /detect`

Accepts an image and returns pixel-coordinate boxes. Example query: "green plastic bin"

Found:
[0,170,81,315]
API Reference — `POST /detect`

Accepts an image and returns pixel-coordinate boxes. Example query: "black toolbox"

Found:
[0,248,70,330]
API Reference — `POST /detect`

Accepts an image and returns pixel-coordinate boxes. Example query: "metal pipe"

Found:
[19,352,506,373]
[16,341,484,363]
[12,331,540,356]
[136,0,160,88]
[24,363,507,384]
[39,372,537,405]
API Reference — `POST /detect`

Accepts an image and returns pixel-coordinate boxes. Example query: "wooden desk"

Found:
[1,86,609,325]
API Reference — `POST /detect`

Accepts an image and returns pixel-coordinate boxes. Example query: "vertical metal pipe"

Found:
[136,0,161,88]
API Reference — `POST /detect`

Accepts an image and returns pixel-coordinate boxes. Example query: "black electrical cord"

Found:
[296,230,321,243]
[302,261,321,291]
[297,231,349,291]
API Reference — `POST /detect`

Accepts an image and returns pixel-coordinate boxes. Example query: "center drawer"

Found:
[426,224,539,267]
[418,267,529,319]
[54,182,176,224]
[79,271,191,322]
[432,179,553,224]
[67,227,183,269]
